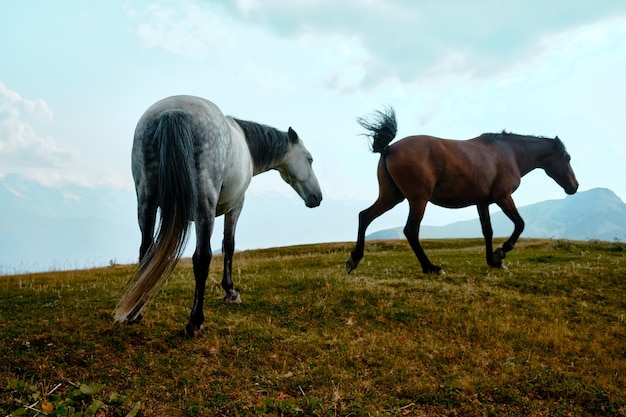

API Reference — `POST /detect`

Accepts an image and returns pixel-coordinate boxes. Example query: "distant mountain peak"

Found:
[367,188,626,242]
[574,187,623,203]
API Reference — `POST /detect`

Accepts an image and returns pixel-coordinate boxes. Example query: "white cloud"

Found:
[133,1,235,60]
[0,82,78,176]
[127,1,373,94]
[215,0,626,88]
[0,82,53,120]
[0,82,126,188]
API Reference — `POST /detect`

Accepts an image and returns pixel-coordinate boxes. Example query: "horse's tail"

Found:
[357,106,398,155]
[114,111,198,322]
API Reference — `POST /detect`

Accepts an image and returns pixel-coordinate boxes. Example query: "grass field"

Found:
[1,238,625,416]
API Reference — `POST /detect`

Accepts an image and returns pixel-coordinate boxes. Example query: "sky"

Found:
[2,1,626,237]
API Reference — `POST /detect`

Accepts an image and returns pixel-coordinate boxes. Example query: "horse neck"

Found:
[507,135,557,176]
[233,118,289,175]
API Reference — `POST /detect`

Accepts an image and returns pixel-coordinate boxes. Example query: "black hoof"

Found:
[185,323,205,338]
[492,248,506,264]
[423,264,443,275]
[346,258,358,273]
[223,290,242,304]
[126,313,144,324]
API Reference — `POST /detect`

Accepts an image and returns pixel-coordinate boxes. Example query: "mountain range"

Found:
[0,174,366,273]
[366,187,626,242]
[0,174,138,273]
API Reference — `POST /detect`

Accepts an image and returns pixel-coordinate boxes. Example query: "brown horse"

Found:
[346,107,579,274]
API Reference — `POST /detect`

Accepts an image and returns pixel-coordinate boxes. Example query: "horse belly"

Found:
[429,193,477,209]
[430,171,495,208]
[216,170,252,216]
[215,127,254,216]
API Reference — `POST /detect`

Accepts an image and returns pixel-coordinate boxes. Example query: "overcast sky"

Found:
[2,1,626,229]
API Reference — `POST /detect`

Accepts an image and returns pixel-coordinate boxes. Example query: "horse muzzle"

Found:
[305,193,323,208]
[565,177,579,195]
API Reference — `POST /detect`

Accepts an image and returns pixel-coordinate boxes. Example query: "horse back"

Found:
[132,95,252,215]
[385,135,521,207]
[134,95,230,155]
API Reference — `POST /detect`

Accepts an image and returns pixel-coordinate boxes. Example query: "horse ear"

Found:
[288,127,299,143]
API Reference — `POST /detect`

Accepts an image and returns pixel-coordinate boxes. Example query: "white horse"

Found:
[114,95,322,336]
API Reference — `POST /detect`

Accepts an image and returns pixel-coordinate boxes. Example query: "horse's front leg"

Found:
[222,201,244,304]
[477,203,502,267]
[496,196,525,258]
[187,214,214,337]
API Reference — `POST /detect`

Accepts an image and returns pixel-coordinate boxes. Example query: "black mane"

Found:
[357,106,398,154]
[480,130,567,155]
[232,118,292,172]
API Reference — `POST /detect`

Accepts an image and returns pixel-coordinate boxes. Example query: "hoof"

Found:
[126,312,144,325]
[346,258,358,273]
[493,248,506,264]
[424,264,443,275]
[223,290,242,304]
[185,323,205,338]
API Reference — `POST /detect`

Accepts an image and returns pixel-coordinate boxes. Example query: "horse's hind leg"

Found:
[187,212,215,337]
[137,194,157,262]
[347,162,404,273]
[404,199,442,274]
[346,194,404,273]
[126,194,157,324]
[221,200,244,304]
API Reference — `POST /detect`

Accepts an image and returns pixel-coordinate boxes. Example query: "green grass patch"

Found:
[1,239,625,416]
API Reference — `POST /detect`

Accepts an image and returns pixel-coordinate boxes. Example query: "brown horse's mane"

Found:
[480,130,567,156]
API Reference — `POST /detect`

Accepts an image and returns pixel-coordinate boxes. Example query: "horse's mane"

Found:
[232,118,292,171]
[480,130,567,155]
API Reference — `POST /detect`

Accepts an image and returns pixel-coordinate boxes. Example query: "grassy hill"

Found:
[1,239,625,416]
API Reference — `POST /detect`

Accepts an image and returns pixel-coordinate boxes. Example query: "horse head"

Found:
[277,127,323,208]
[543,136,579,195]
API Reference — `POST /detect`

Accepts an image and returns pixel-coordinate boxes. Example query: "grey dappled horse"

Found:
[114,95,322,336]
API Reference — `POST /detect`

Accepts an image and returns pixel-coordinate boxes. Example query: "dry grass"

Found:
[1,238,625,416]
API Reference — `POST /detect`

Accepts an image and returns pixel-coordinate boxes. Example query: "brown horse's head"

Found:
[543,137,578,195]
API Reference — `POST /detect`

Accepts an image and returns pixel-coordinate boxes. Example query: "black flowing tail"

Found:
[114,111,198,322]
[357,106,398,154]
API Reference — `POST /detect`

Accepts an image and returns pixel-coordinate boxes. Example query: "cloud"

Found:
[0,82,124,188]
[0,82,78,175]
[0,83,53,121]
[220,0,626,87]
[126,1,373,93]
[130,0,236,60]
